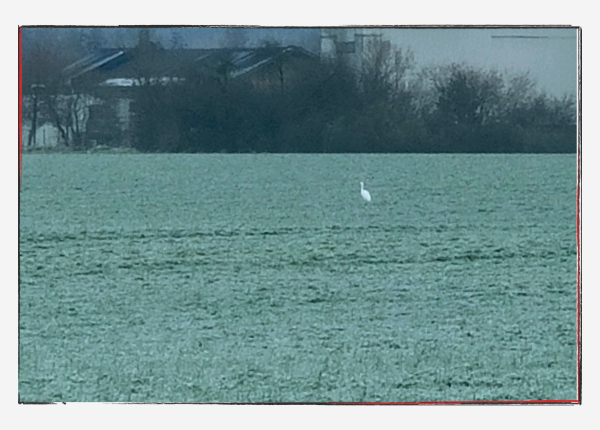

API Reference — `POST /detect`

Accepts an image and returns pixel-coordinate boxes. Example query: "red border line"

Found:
[577,141,580,401]
[332,400,577,405]
[18,28,22,190]
[576,26,581,402]
[577,136,580,398]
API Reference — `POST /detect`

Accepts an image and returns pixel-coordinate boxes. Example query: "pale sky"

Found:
[380,27,578,97]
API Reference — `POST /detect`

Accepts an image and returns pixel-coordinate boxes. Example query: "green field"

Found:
[19,154,577,402]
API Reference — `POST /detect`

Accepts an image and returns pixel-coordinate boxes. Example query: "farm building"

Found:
[23,40,318,149]
[21,28,387,149]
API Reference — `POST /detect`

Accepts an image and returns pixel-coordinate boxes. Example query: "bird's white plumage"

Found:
[360,181,371,202]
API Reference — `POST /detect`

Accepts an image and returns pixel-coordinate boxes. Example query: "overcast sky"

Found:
[380,27,577,97]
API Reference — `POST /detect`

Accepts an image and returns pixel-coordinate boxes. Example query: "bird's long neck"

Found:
[361,182,364,190]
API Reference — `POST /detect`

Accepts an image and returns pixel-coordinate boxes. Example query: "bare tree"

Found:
[360,36,393,99]
[21,29,92,148]
[359,38,415,105]
[392,48,414,93]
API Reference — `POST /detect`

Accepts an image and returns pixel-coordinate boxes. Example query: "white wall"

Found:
[22,122,61,148]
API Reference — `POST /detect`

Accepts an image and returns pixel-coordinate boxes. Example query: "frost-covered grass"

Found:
[19,153,578,402]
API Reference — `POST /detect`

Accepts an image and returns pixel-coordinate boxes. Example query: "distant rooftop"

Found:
[64,46,318,85]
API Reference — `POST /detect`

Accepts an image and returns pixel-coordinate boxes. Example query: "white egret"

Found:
[360,182,371,202]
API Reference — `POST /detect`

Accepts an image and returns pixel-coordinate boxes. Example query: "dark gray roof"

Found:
[64,46,318,85]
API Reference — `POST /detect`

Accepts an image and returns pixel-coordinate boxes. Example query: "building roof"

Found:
[64,46,318,86]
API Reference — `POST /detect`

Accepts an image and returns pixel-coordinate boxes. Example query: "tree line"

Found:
[131,39,576,153]
[22,30,576,153]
